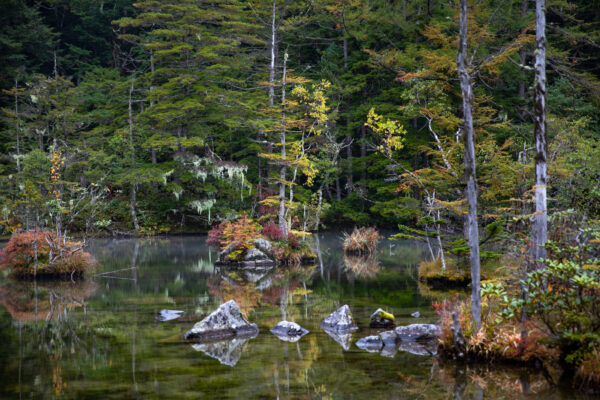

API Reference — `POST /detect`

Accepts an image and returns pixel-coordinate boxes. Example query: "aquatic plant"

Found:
[343,227,380,255]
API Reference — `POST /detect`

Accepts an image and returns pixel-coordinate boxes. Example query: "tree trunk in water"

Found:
[532,0,548,267]
[278,52,288,237]
[458,0,481,331]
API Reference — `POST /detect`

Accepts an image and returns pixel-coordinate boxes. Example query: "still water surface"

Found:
[0,234,591,399]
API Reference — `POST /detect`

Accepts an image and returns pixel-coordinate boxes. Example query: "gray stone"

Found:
[156,309,184,322]
[411,311,421,318]
[380,344,398,358]
[270,321,309,342]
[254,238,272,254]
[379,330,398,347]
[320,305,358,332]
[190,333,257,366]
[394,324,441,342]
[355,335,383,353]
[244,247,269,262]
[185,300,259,341]
[217,241,239,263]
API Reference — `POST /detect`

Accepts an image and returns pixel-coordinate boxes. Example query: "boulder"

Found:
[411,311,421,318]
[190,333,257,366]
[394,324,441,342]
[270,321,309,342]
[369,308,396,329]
[380,344,398,358]
[217,241,240,263]
[320,305,358,332]
[355,335,383,353]
[184,300,259,341]
[244,247,269,262]
[254,238,272,254]
[379,330,398,347]
[156,309,184,322]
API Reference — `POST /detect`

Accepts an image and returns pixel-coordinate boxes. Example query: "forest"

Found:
[1,0,600,397]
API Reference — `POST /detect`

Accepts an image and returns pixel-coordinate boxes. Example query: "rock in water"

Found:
[369,308,396,328]
[411,311,420,318]
[394,324,441,342]
[184,300,259,340]
[355,335,383,353]
[320,305,358,332]
[244,248,269,262]
[270,321,309,342]
[254,238,272,254]
[190,333,257,367]
[156,309,184,322]
[379,330,398,347]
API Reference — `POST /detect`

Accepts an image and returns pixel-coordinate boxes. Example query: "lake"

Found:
[0,234,589,399]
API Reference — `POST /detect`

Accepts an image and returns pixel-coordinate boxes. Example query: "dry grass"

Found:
[343,254,380,278]
[343,227,380,255]
[576,348,600,391]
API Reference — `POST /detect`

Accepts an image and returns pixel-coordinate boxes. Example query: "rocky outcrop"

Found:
[270,321,309,342]
[190,333,257,366]
[369,308,396,329]
[156,309,184,322]
[394,324,441,342]
[320,305,358,332]
[184,300,259,341]
[254,238,272,254]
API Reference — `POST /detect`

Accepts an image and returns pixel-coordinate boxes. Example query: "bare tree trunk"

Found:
[149,49,157,163]
[269,0,277,109]
[14,79,21,173]
[458,0,481,331]
[343,38,353,194]
[278,52,288,237]
[360,124,367,193]
[517,0,528,102]
[532,0,548,267]
[128,80,140,232]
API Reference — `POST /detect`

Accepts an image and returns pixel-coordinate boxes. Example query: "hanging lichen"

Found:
[188,199,216,224]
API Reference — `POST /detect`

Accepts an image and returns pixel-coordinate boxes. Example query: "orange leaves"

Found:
[50,151,64,200]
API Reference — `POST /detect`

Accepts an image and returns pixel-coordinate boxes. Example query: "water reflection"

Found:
[0,234,585,399]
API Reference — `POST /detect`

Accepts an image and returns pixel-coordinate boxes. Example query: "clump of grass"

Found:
[576,348,600,390]
[418,258,470,288]
[343,227,380,255]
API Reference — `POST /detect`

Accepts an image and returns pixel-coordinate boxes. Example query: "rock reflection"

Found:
[190,332,259,367]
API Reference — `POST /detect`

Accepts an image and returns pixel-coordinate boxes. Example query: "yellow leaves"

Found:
[365,108,406,158]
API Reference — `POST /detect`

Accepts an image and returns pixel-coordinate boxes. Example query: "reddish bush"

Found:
[0,230,95,278]
[207,221,229,247]
[287,232,300,248]
[262,222,285,241]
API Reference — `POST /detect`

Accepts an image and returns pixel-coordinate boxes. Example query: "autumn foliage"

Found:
[0,230,96,278]
[343,227,380,255]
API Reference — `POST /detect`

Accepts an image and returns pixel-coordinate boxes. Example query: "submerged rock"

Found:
[380,344,398,358]
[184,300,259,341]
[394,324,441,342]
[190,333,257,367]
[156,309,184,322]
[355,335,383,353]
[320,305,358,332]
[270,321,309,342]
[369,308,396,329]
